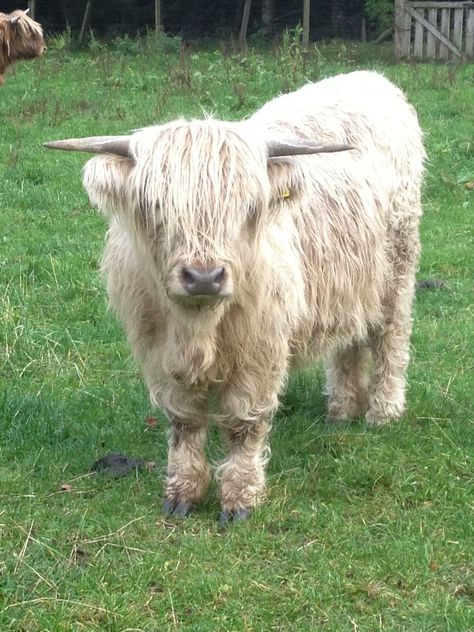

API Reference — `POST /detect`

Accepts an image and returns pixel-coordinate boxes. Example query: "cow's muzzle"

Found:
[181,265,226,297]
[167,263,233,306]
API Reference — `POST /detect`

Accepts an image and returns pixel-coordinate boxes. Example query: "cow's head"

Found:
[0,9,46,66]
[44,123,351,313]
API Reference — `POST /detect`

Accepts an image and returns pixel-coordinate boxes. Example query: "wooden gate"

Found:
[395,1,474,60]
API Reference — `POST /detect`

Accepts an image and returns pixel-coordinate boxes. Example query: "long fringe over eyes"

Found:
[128,120,271,262]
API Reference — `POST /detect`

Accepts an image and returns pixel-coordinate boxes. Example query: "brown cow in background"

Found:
[0,8,46,85]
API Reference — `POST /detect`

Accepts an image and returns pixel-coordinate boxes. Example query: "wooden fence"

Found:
[395,0,474,60]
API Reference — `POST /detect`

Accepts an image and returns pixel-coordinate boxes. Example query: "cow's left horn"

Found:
[267,138,354,158]
[43,135,132,158]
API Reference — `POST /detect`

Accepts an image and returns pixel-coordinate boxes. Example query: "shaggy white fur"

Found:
[80,70,425,520]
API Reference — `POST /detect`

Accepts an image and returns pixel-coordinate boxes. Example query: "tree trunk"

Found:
[261,0,275,36]
[331,0,345,37]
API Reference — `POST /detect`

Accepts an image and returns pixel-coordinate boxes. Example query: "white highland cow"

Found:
[45,71,425,523]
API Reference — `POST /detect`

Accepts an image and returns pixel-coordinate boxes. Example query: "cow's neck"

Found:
[162,304,225,387]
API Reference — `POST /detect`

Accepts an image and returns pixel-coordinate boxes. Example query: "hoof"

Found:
[163,498,193,517]
[218,508,251,526]
[365,415,391,427]
[365,409,399,427]
[366,401,404,426]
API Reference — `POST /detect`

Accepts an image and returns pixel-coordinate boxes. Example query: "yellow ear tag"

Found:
[281,188,291,200]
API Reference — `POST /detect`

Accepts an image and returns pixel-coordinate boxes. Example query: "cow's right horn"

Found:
[266,137,354,158]
[43,135,132,158]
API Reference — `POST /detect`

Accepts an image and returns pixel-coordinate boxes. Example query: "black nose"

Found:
[181,266,226,296]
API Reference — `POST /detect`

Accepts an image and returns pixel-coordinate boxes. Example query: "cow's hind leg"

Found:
[366,274,416,426]
[216,417,271,525]
[326,341,372,421]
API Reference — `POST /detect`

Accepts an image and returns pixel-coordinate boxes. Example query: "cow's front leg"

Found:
[216,416,272,524]
[161,387,210,517]
[163,419,210,517]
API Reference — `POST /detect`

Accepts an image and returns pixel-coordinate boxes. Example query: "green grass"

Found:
[1,35,473,630]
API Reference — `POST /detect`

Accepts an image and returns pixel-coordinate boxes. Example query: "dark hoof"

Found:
[163,498,193,517]
[218,508,251,526]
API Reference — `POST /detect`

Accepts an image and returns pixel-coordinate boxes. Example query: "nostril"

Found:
[210,267,226,286]
[207,268,225,291]
[181,267,197,288]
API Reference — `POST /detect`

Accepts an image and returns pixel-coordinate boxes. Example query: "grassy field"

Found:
[0,34,473,630]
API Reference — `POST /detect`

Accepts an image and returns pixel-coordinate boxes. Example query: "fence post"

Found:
[466,7,474,58]
[28,0,36,20]
[239,0,252,50]
[439,8,451,59]
[155,0,162,35]
[395,0,412,59]
[394,0,404,59]
[302,0,310,50]
[79,1,92,45]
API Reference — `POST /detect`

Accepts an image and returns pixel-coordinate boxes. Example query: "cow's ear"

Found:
[82,155,134,217]
[43,135,134,215]
[266,157,302,208]
[9,9,28,24]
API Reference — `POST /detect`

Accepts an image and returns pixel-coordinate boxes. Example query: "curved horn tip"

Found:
[43,140,82,151]
[267,137,355,158]
[24,7,30,13]
[42,135,132,157]
[43,141,62,149]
